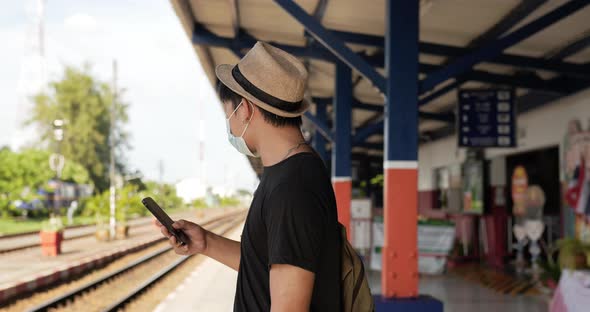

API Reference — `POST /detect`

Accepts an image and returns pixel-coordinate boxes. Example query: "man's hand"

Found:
[153,219,208,256]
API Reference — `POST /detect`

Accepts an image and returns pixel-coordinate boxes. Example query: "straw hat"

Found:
[215,41,310,118]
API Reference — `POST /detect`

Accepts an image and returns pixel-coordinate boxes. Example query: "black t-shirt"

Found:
[234,152,341,311]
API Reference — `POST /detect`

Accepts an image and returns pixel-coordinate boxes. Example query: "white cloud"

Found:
[63,13,97,32]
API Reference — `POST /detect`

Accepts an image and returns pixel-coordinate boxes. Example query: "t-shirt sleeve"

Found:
[266,183,326,273]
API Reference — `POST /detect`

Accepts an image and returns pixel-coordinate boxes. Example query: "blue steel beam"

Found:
[418,79,464,107]
[193,25,582,94]
[333,60,353,178]
[358,142,383,150]
[329,30,589,78]
[312,97,455,122]
[548,32,590,60]
[311,101,329,162]
[273,0,387,94]
[304,111,333,142]
[421,0,590,93]
[465,70,568,93]
[353,121,384,145]
[466,0,548,48]
[192,23,336,62]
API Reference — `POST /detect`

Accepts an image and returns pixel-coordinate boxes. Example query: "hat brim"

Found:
[215,64,310,118]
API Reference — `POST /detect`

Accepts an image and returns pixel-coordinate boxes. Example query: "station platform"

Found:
[152,225,549,312]
[368,271,548,312]
[153,224,243,312]
[0,209,236,303]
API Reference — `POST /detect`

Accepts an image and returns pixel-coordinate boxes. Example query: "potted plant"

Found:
[537,242,561,292]
[115,213,129,240]
[115,184,138,240]
[557,238,590,270]
[94,214,110,242]
[40,215,64,256]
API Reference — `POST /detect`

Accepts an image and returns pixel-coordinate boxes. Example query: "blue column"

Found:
[332,60,352,236]
[312,101,329,163]
[380,1,441,310]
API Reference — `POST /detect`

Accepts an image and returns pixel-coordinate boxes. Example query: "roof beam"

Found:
[420,0,590,93]
[468,0,548,48]
[273,0,387,94]
[353,121,384,145]
[417,0,545,107]
[375,50,581,94]
[422,74,590,144]
[357,142,383,150]
[329,31,588,78]
[418,79,463,107]
[312,0,329,20]
[311,97,455,123]
[228,0,241,37]
[547,30,590,60]
[192,23,581,97]
[304,111,333,142]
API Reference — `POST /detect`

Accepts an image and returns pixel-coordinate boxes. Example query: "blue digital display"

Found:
[458,89,516,148]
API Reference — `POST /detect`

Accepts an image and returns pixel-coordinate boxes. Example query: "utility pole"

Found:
[109,60,117,240]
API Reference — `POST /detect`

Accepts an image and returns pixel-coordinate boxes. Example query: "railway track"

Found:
[0,219,157,254]
[9,211,246,312]
[0,211,209,254]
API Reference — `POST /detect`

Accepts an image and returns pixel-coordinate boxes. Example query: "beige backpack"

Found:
[340,224,375,312]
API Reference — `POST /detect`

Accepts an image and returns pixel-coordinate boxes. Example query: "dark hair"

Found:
[217,81,302,128]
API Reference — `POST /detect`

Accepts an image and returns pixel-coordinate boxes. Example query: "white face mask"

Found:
[226,100,259,157]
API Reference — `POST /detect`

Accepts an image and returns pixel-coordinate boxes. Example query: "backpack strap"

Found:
[351,255,365,304]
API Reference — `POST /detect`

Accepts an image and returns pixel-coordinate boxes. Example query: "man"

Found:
[155,41,341,311]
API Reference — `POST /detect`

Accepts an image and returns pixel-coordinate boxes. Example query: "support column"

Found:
[312,101,329,164]
[332,60,352,238]
[382,0,419,299]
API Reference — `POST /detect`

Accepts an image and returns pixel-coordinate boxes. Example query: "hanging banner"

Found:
[562,118,590,241]
[458,89,516,148]
[512,166,528,216]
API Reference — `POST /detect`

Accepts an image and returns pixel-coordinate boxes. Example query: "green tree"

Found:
[143,181,184,211]
[28,65,130,192]
[0,148,90,217]
[83,184,145,221]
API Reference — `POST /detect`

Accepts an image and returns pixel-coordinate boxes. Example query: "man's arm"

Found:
[202,229,241,271]
[269,264,315,312]
[155,219,241,271]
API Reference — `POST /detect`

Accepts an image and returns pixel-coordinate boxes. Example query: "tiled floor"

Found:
[369,271,549,312]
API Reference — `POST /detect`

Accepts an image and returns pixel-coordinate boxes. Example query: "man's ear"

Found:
[240,98,255,122]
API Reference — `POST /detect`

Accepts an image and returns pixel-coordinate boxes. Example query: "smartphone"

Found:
[142,197,190,246]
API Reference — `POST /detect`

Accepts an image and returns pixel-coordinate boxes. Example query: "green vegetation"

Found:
[82,181,186,223]
[0,148,90,217]
[0,65,139,234]
[28,65,130,193]
[0,215,96,236]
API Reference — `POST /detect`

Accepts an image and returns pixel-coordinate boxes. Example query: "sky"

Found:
[0,0,258,193]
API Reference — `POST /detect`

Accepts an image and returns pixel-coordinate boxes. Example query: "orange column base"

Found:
[333,179,352,240]
[382,167,418,298]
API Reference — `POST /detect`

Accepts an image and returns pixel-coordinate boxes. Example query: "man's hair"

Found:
[217,82,302,128]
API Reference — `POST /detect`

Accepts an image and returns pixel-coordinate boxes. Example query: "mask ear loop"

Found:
[239,101,255,138]
[228,100,244,120]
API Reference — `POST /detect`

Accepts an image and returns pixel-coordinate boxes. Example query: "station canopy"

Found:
[170,0,590,174]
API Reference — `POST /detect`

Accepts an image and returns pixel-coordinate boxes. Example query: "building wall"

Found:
[418,87,590,192]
